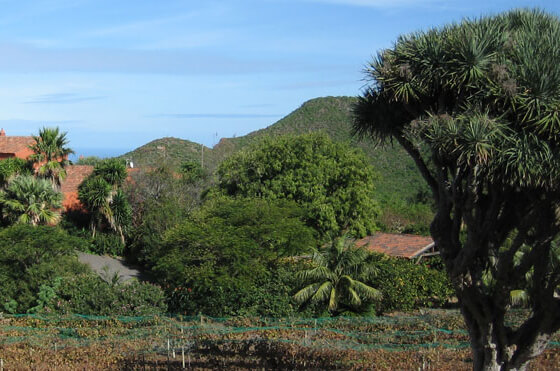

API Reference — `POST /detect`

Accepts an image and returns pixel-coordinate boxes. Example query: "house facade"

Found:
[0,129,93,210]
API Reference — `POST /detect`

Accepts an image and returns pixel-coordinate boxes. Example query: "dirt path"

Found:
[77,252,144,283]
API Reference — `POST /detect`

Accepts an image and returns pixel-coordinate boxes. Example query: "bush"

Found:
[90,233,125,256]
[153,197,317,316]
[368,254,453,313]
[53,274,167,316]
[0,225,89,313]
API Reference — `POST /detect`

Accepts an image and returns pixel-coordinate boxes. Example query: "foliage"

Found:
[125,165,204,265]
[0,224,89,313]
[75,155,103,166]
[52,274,167,316]
[367,254,453,313]
[217,133,381,238]
[294,237,381,315]
[179,159,206,183]
[92,158,127,188]
[354,9,560,369]
[78,159,131,245]
[0,157,32,185]
[89,232,125,256]
[152,197,317,316]
[28,127,73,187]
[0,175,63,225]
[121,97,432,231]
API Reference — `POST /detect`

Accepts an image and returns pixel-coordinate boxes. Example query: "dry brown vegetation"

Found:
[1,311,559,370]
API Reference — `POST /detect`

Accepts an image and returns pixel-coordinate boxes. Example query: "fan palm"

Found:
[29,127,74,188]
[294,237,381,315]
[0,175,62,225]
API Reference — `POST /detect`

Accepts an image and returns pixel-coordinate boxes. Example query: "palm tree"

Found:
[294,237,381,315]
[0,175,62,225]
[78,160,131,243]
[78,176,112,238]
[29,127,74,188]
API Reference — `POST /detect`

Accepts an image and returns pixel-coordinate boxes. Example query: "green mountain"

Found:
[120,96,429,209]
[119,137,214,170]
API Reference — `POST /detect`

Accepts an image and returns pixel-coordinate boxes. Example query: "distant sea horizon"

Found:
[70,147,132,162]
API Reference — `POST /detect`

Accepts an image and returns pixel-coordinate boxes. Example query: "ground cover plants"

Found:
[1,310,559,370]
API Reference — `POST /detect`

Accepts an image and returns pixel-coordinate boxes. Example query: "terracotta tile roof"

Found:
[355,232,435,259]
[61,165,94,194]
[61,165,94,210]
[0,136,35,155]
[61,165,138,210]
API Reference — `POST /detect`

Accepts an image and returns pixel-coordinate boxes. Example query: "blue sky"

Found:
[0,0,558,157]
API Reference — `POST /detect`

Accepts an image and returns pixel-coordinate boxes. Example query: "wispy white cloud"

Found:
[84,13,196,38]
[24,92,106,104]
[0,119,85,135]
[0,42,339,75]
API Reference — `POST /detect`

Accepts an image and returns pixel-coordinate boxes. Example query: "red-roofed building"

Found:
[355,232,437,260]
[60,165,94,210]
[0,129,35,160]
[0,129,96,211]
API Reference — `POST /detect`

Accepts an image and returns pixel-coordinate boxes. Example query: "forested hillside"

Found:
[121,97,430,217]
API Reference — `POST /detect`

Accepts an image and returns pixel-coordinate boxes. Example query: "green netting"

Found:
[0,310,558,354]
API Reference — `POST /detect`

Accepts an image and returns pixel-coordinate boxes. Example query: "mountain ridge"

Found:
[118,96,427,203]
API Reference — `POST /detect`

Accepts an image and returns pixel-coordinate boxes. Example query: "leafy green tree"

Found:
[0,225,88,313]
[0,157,32,186]
[354,9,560,370]
[125,165,203,264]
[78,159,131,243]
[152,197,317,316]
[294,238,381,315]
[0,175,62,225]
[217,133,380,238]
[180,159,205,183]
[92,158,127,188]
[28,127,74,188]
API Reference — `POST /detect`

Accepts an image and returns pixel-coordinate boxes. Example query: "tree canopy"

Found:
[354,9,560,370]
[29,127,73,188]
[0,225,87,313]
[152,197,317,316]
[78,159,131,242]
[216,133,380,238]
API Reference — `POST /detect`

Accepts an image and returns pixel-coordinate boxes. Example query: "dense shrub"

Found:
[0,157,32,185]
[0,225,89,313]
[52,274,167,316]
[89,232,125,256]
[125,166,203,265]
[153,197,317,316]
[368,254,453,313]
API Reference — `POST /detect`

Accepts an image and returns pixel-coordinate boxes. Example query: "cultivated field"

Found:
[1,310,559,370]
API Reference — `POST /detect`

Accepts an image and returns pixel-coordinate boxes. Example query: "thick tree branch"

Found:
[394,134,439,200]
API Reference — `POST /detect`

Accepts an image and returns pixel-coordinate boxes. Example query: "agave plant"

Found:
[294,237,381,315]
